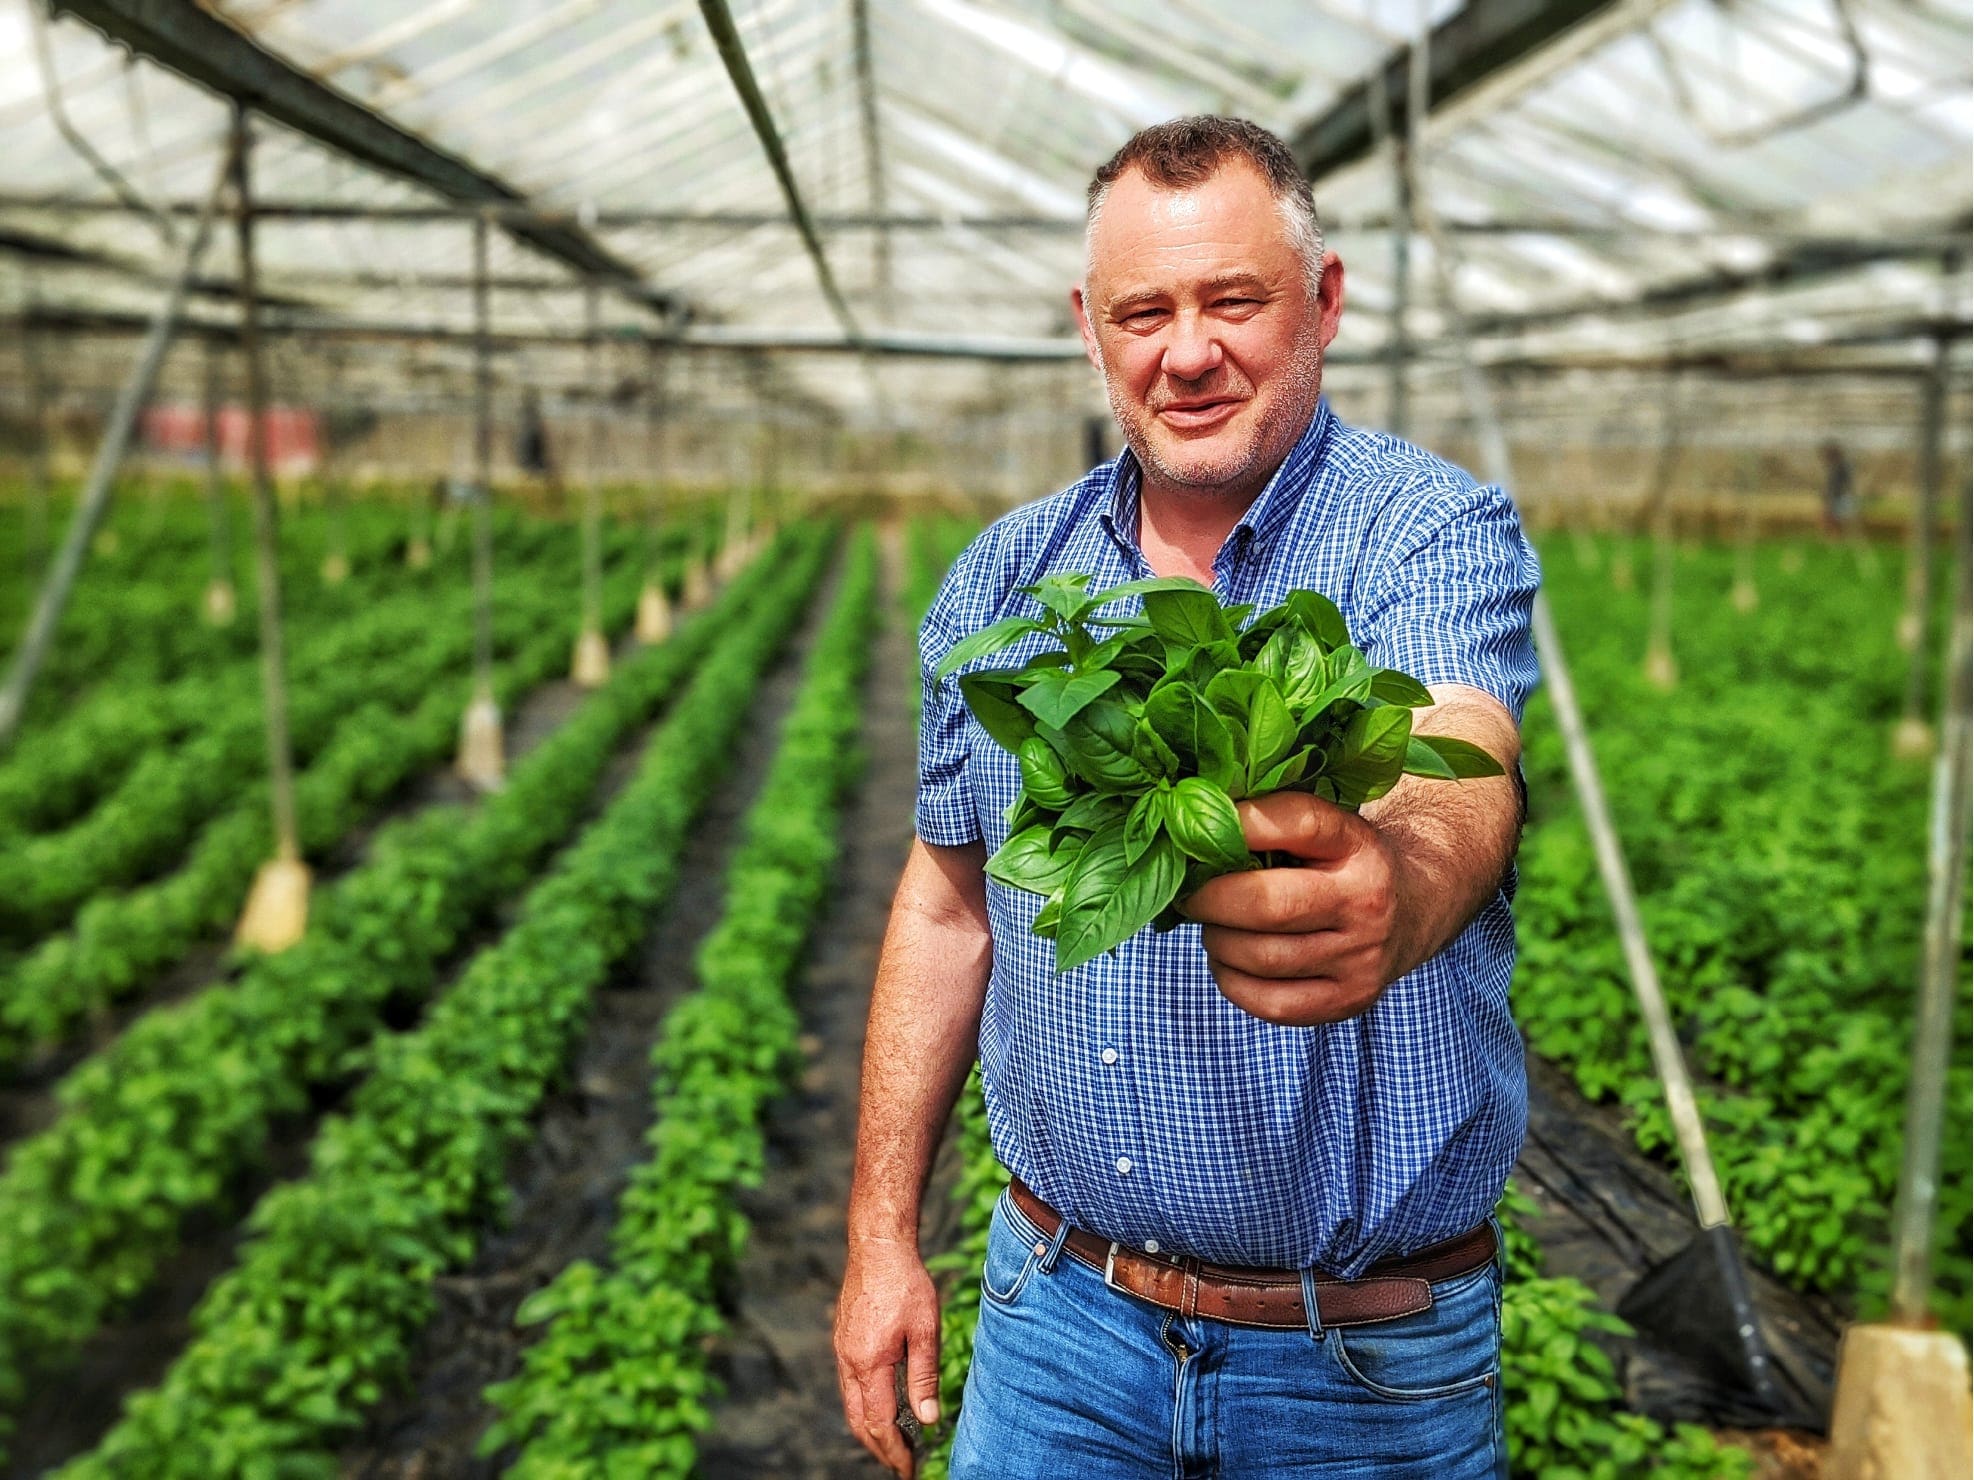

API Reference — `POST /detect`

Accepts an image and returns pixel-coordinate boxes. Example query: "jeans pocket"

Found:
[1332,1263,1501,1401]
[980,1189,1046,1307]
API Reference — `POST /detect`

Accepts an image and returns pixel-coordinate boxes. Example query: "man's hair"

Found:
[1084,117,1325,292]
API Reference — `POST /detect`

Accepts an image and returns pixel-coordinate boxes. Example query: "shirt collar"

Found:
[1097,397,1336,575]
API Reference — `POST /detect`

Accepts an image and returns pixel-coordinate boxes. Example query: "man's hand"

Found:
[1181,792,1409,1025]
[1183,685,1523,1028]
[834,1235,942,1478]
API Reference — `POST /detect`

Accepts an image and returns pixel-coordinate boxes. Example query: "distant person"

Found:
[1820,440,1857,536]
[836,116,1537,1479]
[516,392,556,485]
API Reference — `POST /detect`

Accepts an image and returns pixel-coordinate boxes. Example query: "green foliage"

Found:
[50,527,832,1477]
[0,530,819,1463]
[1518,536,1971,1335]
[483,531,879,1474]
[940,573,1500,970]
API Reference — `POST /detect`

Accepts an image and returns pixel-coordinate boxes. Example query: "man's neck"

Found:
[1135,460,1277,585]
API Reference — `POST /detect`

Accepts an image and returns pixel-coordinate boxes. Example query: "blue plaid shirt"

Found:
[917,399,1542,1277]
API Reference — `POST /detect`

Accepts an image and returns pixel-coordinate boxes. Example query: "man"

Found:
[835,117,1539,1479]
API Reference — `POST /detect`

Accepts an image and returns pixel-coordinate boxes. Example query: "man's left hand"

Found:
[1181,792,1414,1026]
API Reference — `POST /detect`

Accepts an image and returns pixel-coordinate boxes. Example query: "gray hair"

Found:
[1083,116,1326,296]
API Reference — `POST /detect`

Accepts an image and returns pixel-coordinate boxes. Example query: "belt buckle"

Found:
[1102,1241,1123,1293]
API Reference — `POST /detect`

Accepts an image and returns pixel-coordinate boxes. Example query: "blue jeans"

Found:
[951,1189,1507,1479]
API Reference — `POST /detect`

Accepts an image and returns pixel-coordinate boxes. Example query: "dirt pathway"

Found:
[693,531,920,1480]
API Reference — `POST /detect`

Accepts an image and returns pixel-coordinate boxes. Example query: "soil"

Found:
[2,640,697,1479]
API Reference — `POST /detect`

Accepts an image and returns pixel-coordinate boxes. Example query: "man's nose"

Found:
[1160,310,1223,382]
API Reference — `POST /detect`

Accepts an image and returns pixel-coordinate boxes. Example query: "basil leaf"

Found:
[1326,705,1414,806]
[1049,701,1153,793]
[1143,587,1235,652]
[1144,685,1239,792]
[1016,667,1122,729]
[1369,668,1434,708]
[958,671,1037,753]
[1020,572,1093,623]
[1250,743,1316,793]
[1017,736,1076,810]
[1032,891,1064,939]
[1124,789,1167,866]
[1056,826,1185,973]
[986,825,1075,895]
[1278,590,1349,650]
[1077,575,1212,620]
[1203,669,1264,725]
[1132,717,1180,780]
[935,616,1047,679]
[1408,733,1505,779]
[1245,676,1297,781]
[1056,790,1128,834]
[1164,777,1251,872]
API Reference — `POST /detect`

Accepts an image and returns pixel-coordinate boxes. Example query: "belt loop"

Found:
[1299,1266,1327,1343]
[1180,1257,1201,1322]
[1037,1205,1074,1275]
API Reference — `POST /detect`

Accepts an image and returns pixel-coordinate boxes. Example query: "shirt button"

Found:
[1144,1239,1160,1254]
[1115,1156,1133,1175]
[1100,1047,1118,1065]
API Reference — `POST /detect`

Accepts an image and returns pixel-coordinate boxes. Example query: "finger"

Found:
[1208,959,1380,1025]
[1235,792,1365,863]
[1184,863,1342,933]
[855,1367,914,1475]
[1198,923,1339,980]
[904,1305,943,1427]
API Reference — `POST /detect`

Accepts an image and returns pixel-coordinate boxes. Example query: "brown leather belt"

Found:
[1008,1180,1496,1332]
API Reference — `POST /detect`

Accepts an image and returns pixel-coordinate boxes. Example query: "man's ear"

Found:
[1071,284,1103,371]
[1314,251,1346,352]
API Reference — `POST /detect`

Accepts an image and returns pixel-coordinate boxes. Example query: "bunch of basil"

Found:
[935,573,1503,972]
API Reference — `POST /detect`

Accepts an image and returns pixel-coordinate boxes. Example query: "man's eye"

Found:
[1216,298,1260,311]
[1119,308,1165,325]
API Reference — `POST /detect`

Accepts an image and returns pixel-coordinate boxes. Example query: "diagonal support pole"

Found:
[0,132,234,747]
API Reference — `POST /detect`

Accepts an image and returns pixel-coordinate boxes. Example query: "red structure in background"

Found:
[143,403,321,475]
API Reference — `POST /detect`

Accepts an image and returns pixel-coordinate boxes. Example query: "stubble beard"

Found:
[1100,332,1327,500]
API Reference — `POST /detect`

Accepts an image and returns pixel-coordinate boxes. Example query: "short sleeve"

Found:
[915,604,982,846]
[1356,483,1541,722]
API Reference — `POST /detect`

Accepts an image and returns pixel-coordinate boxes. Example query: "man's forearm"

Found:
[1364,683,1523,983]
[846,838,993,1248]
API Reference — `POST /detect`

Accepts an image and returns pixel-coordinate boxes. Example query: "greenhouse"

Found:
[0,0,1967,1474]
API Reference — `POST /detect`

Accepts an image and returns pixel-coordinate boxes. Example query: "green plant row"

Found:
[0,530,814,1458]
[2,497,422,725]
[0,555,586,943]
[1492,1186,1751,1480]
[0,510,571,839]
[481,528,878,1475]
[0,550,672,1072]
[54,527,835,1478]
[1517,536,1970,1332]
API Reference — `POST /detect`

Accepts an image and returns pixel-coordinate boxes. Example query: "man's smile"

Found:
[1154,396,1246,432]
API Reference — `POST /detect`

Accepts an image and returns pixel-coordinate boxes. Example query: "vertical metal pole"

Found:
[201,334,236,623]
[645,340,665,577]
[1898,338,1947,731]
[582,280,604,635]
[20,270,51,574]
[0,136,234,746]
[1889,460,1972,1323]
[233,113,300,865]
[472,212,496,698]
[1388,149,1412,440]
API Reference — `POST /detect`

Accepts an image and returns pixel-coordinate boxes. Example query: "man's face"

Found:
[1073,161,1344,501]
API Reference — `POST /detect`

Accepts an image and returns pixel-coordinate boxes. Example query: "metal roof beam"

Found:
[46,0,686,321]
[1290,0,1620,177]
